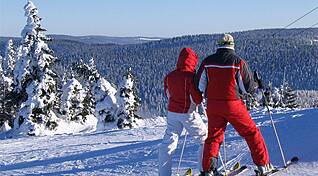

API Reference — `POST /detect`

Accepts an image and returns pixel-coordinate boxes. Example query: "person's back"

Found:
[165,70,201,113]
[159,48,207,176]
[197,48,254,101]
[165,48,202,113]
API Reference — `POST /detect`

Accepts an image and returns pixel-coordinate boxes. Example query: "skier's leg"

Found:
[227,100,270,166]
[159,111,183,176]
[182,111,207,171]
[202,108,227,172]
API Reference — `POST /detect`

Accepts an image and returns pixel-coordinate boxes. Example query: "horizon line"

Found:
[0,27,316,39]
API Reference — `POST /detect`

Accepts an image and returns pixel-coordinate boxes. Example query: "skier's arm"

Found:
[240,59,256,94]
[196,60,207,94]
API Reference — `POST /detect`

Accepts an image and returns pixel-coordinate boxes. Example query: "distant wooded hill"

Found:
[1,28,318,115]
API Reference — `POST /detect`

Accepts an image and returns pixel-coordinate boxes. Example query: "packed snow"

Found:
[0,108,317,175]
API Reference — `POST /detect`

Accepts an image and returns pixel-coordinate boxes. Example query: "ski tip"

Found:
[184,168,192,176]
[232,162,240,170]
[241,165,248,169]
[291,156,299,162]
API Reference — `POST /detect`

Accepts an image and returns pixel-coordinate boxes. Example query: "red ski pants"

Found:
[202,100,270,171]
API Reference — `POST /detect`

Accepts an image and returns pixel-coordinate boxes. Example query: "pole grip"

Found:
[254,71,264,89]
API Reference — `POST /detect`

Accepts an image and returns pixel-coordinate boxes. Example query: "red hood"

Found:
[176,48,198,72]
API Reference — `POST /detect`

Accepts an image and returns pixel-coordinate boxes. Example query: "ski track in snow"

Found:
[0,108,317,176]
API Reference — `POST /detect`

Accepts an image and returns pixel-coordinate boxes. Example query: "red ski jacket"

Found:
[164,48,203,113]
[197,48,256,101]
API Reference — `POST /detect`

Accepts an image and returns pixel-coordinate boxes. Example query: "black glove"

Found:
[254,71,264,89]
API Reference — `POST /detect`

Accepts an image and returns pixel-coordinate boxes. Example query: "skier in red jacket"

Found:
[159,48,207,176]
[197,34,274,176]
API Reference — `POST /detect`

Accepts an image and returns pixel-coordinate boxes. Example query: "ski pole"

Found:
[223,133,227,173]
[218,146,227,174]
[201,103,227,173]
[261,90,287,167]
[176,131,188,176]
[254,71,287,167]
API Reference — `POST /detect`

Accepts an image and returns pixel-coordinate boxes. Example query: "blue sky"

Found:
[0,0,317,37]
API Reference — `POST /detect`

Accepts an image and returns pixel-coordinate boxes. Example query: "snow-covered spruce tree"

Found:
[0,56,13,128]
[3,39,16,78]
[73,58,117,128]
[60,77,86,122]
[13,27,33,94]
[116,68,141,129]
[93,77,117,125]
[88,58,118,127]
[281,82,298,108]
[0,64,12,134]
[11,3,38,111]
[2,39,15,94]
[72,60,96,116]
[14,1,59,135]
[0,40,17,128]
[271,87,282,108]
[81,82,95,121]
[266,81,298,109]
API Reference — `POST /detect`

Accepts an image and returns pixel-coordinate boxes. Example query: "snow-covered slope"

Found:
[0,108,317,175]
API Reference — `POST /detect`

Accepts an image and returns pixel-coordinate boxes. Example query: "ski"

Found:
[224,165,248,176]
[254,156,299,176]
[221,162,248,176]
[182,162,246,176]
[183,168,192,176]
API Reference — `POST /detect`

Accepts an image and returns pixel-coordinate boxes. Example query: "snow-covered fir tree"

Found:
[3,39,16,78]
[0,56,13,128]
[13,24,33,93]
[81,82,95,121]
[72,60,96,115]
[280,82,298,108]
[88,58,118,127]
[14,1,59,135]
[271,87,282,107]
[117,68,141,129]
[258,80,298,109]
[1,40,15,94]
[272,67,298,108]
[60,77,86,122]
[73,58,117,129]
[93,77,117,126]
[0,52,11,131]
[1,40,17,125]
